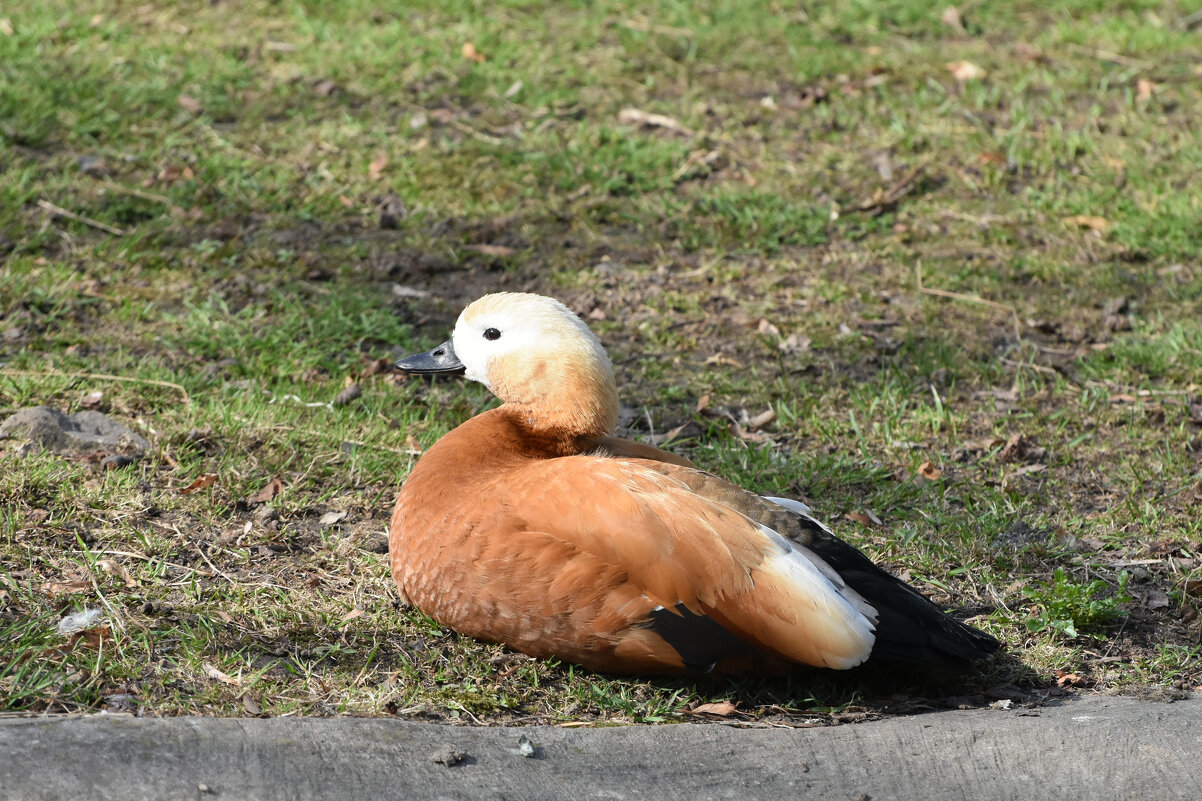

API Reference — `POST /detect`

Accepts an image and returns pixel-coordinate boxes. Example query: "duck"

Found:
[390,292,1000,675]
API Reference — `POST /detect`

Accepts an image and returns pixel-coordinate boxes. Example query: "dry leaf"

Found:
[80,391,104,409]
[462,41,486,62]
[1184,579,1202,597]
[462,244,515,257]
[1062,215,1110,233]
[97,559,136,588]
[1135,78,1156,102]
[314,79,338,97]
[42,580,93,597]
[918,461,942,480]
[0,18,13,36]
[177,474,218,494]
[1055,669,1088,688]
[243,695,263,715]
[247,476,283,504]
[334,380,362,406]
[319,510,348,528]
[368,152,388,181]
[361,357,395,378]
[845,511,876,527]
[1145,589,1171,610]
[504,79,524,99]
[999,433,1024,462]
[687,701,739,717]
[695,394,711,413]
[940,6,963,30]
[946,61,986,82]
[617,108,694,136]
[177,94,203,114]
[340,608,365,625]
[746,408,776,431]
[204,662,240,685]
[756,318,781,338]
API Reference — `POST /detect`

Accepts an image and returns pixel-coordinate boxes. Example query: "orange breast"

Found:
[389,409,872,674]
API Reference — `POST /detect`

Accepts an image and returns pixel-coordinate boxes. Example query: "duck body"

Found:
[390,293,999,675]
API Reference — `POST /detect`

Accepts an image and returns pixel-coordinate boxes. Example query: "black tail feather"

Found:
[804,528,1001,666]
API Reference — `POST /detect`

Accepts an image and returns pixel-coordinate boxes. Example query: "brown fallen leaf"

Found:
[247,476,283,504]
[73,626,111,650]
[731,421,770,444]
[340,608,365,625]
[946,60,986,82]
[177,474,218,494]
[999,433,1024,462]
[42,580,93,597]
[361,357,395,378]
[204,662,240,685]
[177,94,203,114]
[1135,78,1156,103]
[695,394,711,413]
[243,695,263,715]
[334,380,362,407]
[462,41,486,62]
[686,700,739,718]
[918,461,942,480]
[1183,579,1202,597]
[80,391,104,409]
[313,79,338,97]
[1055,669,1089,688]
[845,511,877,527]
[368,152,388,181]
[97,559,137,588]
[746,408,776,431]
[1062,214,1110,233]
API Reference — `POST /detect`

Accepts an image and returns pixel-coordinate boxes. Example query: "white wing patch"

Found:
[755,523,877,668]
[762,495,834,534]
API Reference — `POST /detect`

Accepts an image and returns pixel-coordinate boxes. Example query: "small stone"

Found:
[428,744,466,766]
[254,506,279,524]
[319,510,347,528]
[0,406,150,455]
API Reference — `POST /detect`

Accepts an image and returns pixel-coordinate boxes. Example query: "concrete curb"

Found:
[2,695,1198,800]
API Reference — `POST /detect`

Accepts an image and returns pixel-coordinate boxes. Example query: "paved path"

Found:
[2,695,1198,800]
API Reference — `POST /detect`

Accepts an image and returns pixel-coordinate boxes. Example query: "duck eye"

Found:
[483,327,501,341]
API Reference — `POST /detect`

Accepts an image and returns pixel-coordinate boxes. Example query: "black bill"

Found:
[395,339,466,375]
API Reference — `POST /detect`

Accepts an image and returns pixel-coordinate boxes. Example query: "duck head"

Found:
[396,293,619,440]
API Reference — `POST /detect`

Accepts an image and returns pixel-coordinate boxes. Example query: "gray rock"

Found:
[0,406,150,454]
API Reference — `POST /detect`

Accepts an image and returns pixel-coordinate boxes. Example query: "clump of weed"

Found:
[1023,568,1132,639]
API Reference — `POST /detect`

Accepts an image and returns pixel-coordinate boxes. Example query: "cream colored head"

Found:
[451,293,619,439]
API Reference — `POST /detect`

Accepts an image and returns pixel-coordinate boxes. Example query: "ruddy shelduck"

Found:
[390,293,999,675]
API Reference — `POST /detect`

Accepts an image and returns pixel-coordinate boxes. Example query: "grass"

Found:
[2,0,1201,721]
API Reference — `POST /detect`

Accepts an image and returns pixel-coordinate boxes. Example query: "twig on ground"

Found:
[916,262,1022,343]
[0,368,191,405]
[36,199,127,236]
